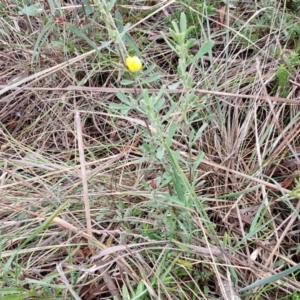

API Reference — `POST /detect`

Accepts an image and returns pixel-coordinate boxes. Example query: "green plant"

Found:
[276,50,299,97]
[276,64,289,97]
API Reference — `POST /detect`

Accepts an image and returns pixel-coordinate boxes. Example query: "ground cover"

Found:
[1,0,300,299]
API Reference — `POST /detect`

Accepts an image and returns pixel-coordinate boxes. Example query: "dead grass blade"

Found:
[75,110,94,253]
[1,84,300,104]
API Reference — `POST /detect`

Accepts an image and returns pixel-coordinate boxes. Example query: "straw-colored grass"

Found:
[1,1,300,299]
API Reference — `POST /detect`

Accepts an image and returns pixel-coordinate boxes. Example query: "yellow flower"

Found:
[125,56,142,73]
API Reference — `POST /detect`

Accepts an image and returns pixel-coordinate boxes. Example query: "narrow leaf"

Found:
[156,148,165,160]
[82,0,94,15]
[120,79,135,86]
[180,12,187,33]
[238,263,300,293]
[192,151,205,172]
[115,10,124,32]
[68,25,101,55]
[192,40,215,61]
[166,123,177,147]
[116,90,131,105]
[19,4,44,16]
[140,73,161,85]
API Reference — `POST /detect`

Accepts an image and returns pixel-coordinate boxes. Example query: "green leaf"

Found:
[192,152,205,172]
[192,123,208,145]
[20,200,70,249]
[107,0,116,11]
[153,96,165,112]
[134,280,145,296]
[82,0,94,16]
[192,40,215,61]
[217,185,261,199]
[140,73,161,85]
[19,4,44,16]
[180,12,187,33]
[185,26,195,37]
[156,148,165,160]
[142,64,156,75]
[161,31,178,54]
[124,32,142,56]
[51,40,65,50]
[0,288,27,295]
[120,79,135,86]
[186,38,196,49]
[68,25,101,55]
[167,149,186,204]
[168,80,182,90]
[171,20,180,34]
[1,294,37,300]
[122,284,131,300]
[109,103,131,112]
[238,263,300,293]
[32,20,55,64]
[132,281,147,300]
[166,123,177,147]
[0,29,9,37]
[189,129,195,141]
[46,0,63,16]
[115,10,124,32]
[116,90,131,105]
[177,58,185,76]
[250,194,269,232]
[169,28,179,44]
[160,254,180,282]
[164,194,184,205]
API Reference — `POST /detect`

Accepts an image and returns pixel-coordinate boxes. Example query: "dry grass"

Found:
[1,0,300,299]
